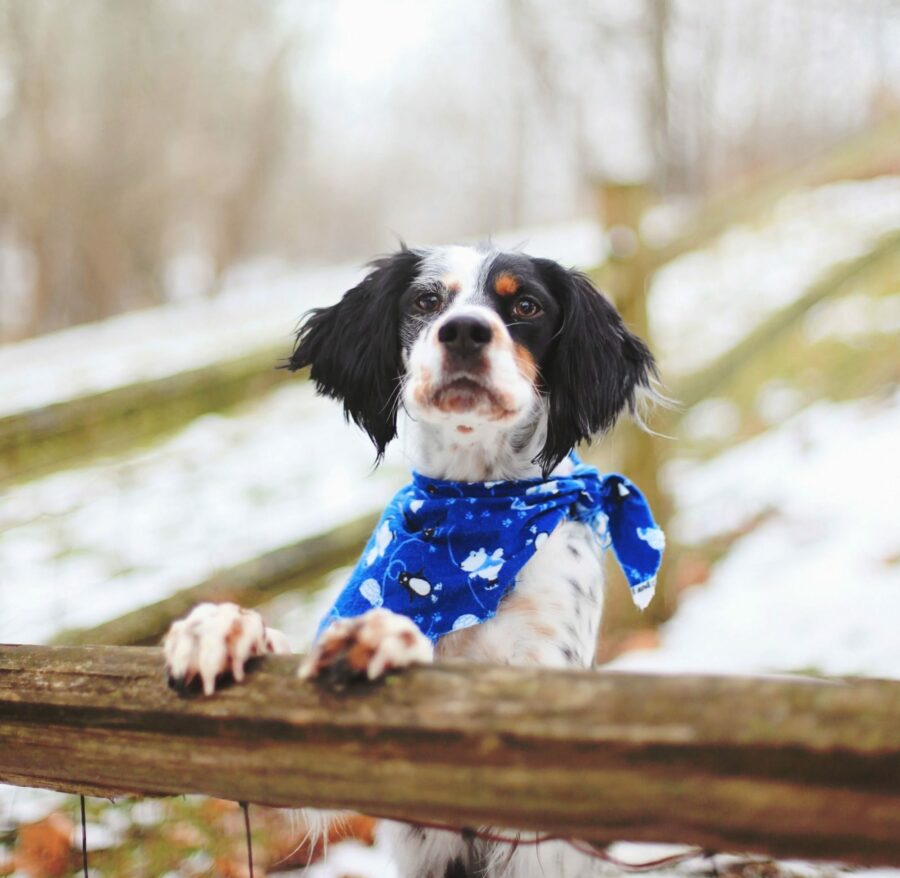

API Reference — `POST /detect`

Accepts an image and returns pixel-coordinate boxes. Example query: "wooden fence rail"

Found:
[0,645,898,866]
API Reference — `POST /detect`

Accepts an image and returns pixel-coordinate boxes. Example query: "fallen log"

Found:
[0,346,291,486]
[0,644,897,866]
[51,512,378,647]
[674,229,900,412]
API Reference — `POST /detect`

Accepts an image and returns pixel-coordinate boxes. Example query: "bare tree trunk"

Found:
[591,182,674,654]
[646,0,671,191]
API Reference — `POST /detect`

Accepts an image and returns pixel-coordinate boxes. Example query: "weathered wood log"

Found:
[0,345,291,486]
[0,645,898,866]
[674,229,900,412]
[51,512,378,647]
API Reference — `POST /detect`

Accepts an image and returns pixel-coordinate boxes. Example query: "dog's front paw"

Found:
[299,609,433,684]
[164,602,291,695]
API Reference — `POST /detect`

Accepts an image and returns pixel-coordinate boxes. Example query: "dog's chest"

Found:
[435,519,604,668]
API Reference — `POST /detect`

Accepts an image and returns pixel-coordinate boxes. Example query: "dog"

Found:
[164,245,660,877]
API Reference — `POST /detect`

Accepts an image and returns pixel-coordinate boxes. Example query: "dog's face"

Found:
[399,247,560,434]
[288,246,656,474]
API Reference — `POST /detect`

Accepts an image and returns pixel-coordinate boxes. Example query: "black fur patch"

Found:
[286,249,423,459]
[443,858,471,878]
[483,253,563,370]
[532,259,657,474]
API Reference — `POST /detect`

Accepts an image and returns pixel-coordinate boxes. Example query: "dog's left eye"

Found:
[413,292,443,314]
[512,296,542,319]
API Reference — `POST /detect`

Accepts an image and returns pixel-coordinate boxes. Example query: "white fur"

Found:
[401,249,542,480]
[382,824,610,878]
[483,836,609,878]
[436,520,603,668]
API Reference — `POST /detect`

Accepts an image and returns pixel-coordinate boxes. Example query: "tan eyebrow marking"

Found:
[442,275,461,293]
[494,272,519,296]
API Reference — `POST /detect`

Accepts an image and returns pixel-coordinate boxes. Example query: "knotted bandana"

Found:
[317,459,664,642]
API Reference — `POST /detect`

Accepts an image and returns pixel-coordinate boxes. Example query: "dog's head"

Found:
[288,246,656,474]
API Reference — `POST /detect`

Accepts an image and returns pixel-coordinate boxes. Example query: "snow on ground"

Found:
[0,220,604,418]
[614,392,900,679]
[287,838,401,878]
[650,176,900,376]
[0,381,405,644]
[804,292,900,343]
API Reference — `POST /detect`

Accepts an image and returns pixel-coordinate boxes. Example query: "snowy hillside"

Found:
[1,186,898,876]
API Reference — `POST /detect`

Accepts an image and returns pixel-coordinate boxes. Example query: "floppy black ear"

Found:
[286,248,422,459]
[533,260,657,474]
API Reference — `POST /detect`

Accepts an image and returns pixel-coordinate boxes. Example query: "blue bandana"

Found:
[318,459,664,643]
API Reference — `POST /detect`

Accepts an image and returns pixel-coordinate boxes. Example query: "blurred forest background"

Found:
[1,1,899,876]
[2,0,898,338]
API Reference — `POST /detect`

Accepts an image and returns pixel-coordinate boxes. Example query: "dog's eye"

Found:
[413,292,443,314]
[512,297,542,319]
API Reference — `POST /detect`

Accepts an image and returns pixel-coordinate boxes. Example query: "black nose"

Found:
[437,316,493,355]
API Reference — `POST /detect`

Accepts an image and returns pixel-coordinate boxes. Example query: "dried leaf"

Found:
[14,812,73,878]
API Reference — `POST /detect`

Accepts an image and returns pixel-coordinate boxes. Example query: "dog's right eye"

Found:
[413,292,442,314]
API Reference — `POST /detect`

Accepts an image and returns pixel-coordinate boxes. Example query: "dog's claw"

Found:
[163,602,290,696]
[300,609,433,685]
